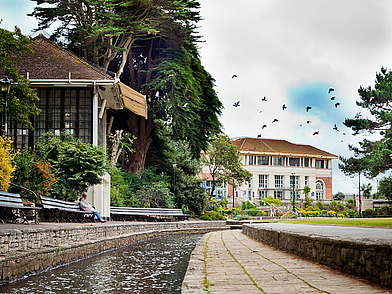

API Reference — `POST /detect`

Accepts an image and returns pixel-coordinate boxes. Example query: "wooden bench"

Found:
[40,196,94,223]
[0,191,41,224]
[110,207,189,221]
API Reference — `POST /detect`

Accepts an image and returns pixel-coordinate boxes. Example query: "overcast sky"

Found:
[2,0,392,194]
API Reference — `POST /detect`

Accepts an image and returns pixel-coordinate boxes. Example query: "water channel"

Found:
[0,234,202,294]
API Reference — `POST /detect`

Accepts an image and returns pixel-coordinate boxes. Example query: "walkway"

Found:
[182,230,391,294]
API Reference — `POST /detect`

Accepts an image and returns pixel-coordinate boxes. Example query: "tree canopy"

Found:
[30,0,222,173]
[202,134,252,198]
[339,67,392,178]
[0,26,40,129]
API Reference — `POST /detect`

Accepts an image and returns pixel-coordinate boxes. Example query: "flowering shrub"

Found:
[337,213,345,218]
[0,136,15,191]
[327,210,337,217]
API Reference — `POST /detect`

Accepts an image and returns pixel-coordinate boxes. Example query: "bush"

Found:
[305,196,311,209]
[0,136,15,191]
[327,210,337,217]
[315,201,326,210]
[280,211,297,219]
[345,209,359,218]
[241,201,256,210]
[206,210,226,220]
[200,214,211,221]
[363,208,375,217]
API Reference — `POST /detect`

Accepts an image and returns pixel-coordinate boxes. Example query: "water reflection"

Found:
[0,234,202,294]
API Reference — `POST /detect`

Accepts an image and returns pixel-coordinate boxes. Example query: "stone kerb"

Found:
[0,221,228,283]
[242,224,392,288]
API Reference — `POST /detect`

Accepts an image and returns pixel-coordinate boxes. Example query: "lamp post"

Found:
[291,173,295,212]
[172,160,176,200]
[1,77,11,136]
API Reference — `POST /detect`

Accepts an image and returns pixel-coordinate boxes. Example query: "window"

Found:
[315,160,324,169]
[303,158,309,167]
[305,176,309,186]
[259,190,267,198]
[274,190,283,200]
[325,160,329,169]
[9,88,93,148]
[290,191,299,199]
[289,158,300,167]
[275,175,283,188]
[290,175,299,189]
[273,157,285,166]
[316,180,324,200]
[257,156,269,165]
[248,155,254,165]
[259,175,268,188]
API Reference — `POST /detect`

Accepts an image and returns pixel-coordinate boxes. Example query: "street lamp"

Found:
[1,77,11,136]
[291,173,296,212]
[172,160,176,199]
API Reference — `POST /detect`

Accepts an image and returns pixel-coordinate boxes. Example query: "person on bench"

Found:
[79,193,107,223]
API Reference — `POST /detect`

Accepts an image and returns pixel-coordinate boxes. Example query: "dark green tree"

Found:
[30,0,222,174]
[333,191,345,201]
[0,27,40,129]
[340,67,392,178]
[377,177,392,200]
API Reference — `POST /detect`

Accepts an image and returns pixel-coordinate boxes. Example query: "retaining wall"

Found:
[0,221,228,283]
[243,224,392,288]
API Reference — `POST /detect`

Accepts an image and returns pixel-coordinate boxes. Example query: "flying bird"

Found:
[261,96,267,101]
[343,132,346,135]
[335,102,340,108]
[259,110,263,113]
[306,106,312,112]
[233,101,240,107]
[328,88,334,93]
[333,124,338,131]
[330,96,336,100]
[307,120,312,124]
[231,74,237,79]
[257,134,262,138]
[282,104,287,111]
[299,124,303,127]
[262,125,267,129]
[313,131,319,136]
[272,118,278,123]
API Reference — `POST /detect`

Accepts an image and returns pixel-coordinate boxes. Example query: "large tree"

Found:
[0,27,40,130]
[339,67,392,178]
[30,0,222,173]
[202,134,252,199]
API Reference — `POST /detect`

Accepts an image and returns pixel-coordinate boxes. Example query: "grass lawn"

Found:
[282,218,392,227]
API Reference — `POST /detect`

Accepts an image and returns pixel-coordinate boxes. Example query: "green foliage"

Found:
[345,209,359,217]
[241,201,256,210]
[10,147,56,201]
[329,200,345,212]
[202,134,252,198]
[305,196,311,209]
[260,196,282,206]
[208,199,226,212]
[333,191,345,201]
[206,210,226,220]
[281,211,297,219]
[200,214,211,221]
[315,201,326,210]
[0,136,15,191]
[363,208,375,216]
[378,177,392,201]
[340,67,392,178]
[0,27,40,129]
[35,131,106,201]
[361,183,372,199]
[302,185,311,196]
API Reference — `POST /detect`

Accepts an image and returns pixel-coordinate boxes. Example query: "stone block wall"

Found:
[0,221,228,282]
[242,224,392,288]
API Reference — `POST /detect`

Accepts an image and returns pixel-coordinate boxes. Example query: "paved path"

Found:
[182,230,391,294]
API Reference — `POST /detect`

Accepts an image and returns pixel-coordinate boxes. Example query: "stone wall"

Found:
[242,224,392,288]
[0,221,228,283]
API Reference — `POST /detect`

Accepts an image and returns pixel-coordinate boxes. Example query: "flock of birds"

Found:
[230,74,356,142]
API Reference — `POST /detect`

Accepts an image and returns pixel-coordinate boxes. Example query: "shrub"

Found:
[337,213,345,218]
[327,210,337,217]
[0,136,15,192]
[363,208,374,217]
[206,210,226,220]
[305,196,311,209]
[200,214,211,221]
[315,201,326,210]
[281,211,297,219]
[242,201,256,210]
[345,209,358,217]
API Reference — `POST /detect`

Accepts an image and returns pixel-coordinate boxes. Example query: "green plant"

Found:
[304,196,311,209]
[280,211,297,219]
[241,201,256,210]
[363,208,375,216]
[260,196,282,206]
[206,210,226,220]
[315,201,326,210]
[0,136,15,191]
[200,214,212,221]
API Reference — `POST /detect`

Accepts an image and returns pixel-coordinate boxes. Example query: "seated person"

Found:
[79,193,107,223]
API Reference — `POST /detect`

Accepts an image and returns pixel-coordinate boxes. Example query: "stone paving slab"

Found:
[182,230,391,294]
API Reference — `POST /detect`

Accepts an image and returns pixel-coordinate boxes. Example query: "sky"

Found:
[2,0,392,194]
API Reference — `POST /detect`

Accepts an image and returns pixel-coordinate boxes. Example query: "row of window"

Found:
[245,155,329,169]
[259,175,306,189]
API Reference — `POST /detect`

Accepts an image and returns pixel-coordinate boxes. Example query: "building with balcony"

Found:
[202,137,338,207]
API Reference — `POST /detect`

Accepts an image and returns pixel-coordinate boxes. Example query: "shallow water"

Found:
[0,234,202,294]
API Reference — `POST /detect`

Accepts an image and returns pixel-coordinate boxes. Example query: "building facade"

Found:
[202,137,338,207]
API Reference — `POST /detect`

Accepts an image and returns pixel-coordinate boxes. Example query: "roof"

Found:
[16,34,112,80]
[232,137,338,159]
[12,34,147,118]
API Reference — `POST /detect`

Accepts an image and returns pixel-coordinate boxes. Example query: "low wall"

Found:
[242,224,392,288]
[0,221,228,283]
